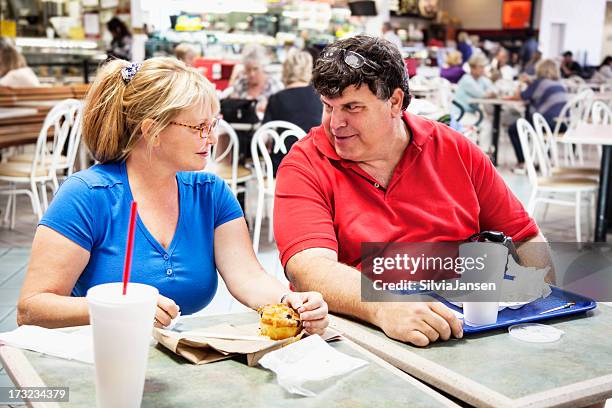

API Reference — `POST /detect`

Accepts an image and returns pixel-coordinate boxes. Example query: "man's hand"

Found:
[375,301,463,346]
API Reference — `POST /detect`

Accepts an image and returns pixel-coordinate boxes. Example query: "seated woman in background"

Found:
[17,57,328,333]
[263,49,322,174]
[454,53,495,113]
[507,59,569,172]
[174,43,197,67]
[230,44,283,114]
[0,37,40,87]
[440,50,465,84]
[453,53,495,153]
[489,48,517,81]
[592,56,612,84]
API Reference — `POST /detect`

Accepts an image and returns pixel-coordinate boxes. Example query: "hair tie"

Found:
[121,62,142,84]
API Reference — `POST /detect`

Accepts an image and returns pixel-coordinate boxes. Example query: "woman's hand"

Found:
[283,292,329,336]
[154,294,180,328]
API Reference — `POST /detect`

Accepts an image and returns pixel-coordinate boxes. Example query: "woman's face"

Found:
[155,102,218,172]
[244,62,266,88]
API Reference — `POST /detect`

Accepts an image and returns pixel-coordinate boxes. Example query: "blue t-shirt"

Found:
[40,161,243,315]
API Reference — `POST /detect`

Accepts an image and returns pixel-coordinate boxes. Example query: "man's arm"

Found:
[516,232,556,284]
[286,248,463,347]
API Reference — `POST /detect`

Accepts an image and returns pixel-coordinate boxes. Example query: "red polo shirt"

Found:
[274,112,539,268]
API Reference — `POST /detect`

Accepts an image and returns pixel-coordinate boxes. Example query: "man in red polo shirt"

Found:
[274,35,549,346]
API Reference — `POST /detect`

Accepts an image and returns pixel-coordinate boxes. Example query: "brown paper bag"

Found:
[153,323,341,366]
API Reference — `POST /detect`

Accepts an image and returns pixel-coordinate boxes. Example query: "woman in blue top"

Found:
[17,57,328,333]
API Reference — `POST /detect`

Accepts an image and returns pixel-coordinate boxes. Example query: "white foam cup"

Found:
[87,282,158,408]
[459,242,508,326]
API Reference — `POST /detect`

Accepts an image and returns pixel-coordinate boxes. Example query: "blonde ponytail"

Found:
[82,57,219,163]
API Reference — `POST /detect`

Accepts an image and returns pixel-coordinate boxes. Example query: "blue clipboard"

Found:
[435,287,597,333]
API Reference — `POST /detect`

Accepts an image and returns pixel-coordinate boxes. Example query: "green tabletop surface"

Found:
[331,304,612,408]
[1,312,459,407]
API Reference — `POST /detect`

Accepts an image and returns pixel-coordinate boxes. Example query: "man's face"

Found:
[563,55,573,64]
[321,85,401,162]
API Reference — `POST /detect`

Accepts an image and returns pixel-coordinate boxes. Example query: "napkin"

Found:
[502,257,552,303]
[154,322,342,366]
[0,325,94,364]
[259,335,368,397]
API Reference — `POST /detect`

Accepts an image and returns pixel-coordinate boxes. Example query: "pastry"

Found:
[257,303,302,340]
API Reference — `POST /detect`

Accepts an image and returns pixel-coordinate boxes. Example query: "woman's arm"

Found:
[214,218,287,308]
[17,226,91,328]
[214,217,328,334]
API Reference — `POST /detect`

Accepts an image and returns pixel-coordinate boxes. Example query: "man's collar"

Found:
[312,111,435,161]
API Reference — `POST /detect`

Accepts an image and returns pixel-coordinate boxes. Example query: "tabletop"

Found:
[560,123,612,145]
[0,107,38,120]
[330,304,612,408]
[0,312,458,408]
[12,100,65,108]
[593,92,612,101]
[469,97,526,107]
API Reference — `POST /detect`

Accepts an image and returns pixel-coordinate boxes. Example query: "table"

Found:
[331,304,612,408]
[0,107,50,149]
[561,123,612,242]
[0,312,458,407]
[469,98,526,166]
[0,108,38,120]
[593,92,612,102]
[13,100,65,108]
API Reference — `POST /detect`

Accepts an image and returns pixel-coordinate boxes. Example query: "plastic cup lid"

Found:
[508,323,564,343]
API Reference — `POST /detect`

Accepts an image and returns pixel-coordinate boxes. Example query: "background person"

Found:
[230,44,283,114]
[440,50,465,84]
[106,17,132,61]
[0,37,40,87]
[263,49,322,174]
[560,51,581,78]
[507,59,569,172]
[174,43,197,67]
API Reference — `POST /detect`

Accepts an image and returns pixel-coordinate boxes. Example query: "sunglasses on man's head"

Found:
[321,48,382,73]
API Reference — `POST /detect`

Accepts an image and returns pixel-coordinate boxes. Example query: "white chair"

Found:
[531,112,599,179]
[250,121,306,253]
[8,99,84,191]
[591,100,612,125]
[0,101,76,228]
[517,118,598,242]
[552,89,594,166]
[207,119,253,195]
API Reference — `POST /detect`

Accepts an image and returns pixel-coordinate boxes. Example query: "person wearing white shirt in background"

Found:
[489,48,517,81]
[0,37,40,88]
[592,56,612,84]
[382,22,402,50]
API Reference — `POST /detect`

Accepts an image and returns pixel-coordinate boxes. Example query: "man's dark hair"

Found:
[312,35,411,110]
[563,51,573,58]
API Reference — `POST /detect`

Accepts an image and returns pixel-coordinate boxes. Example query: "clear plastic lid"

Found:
[508,323,564,343]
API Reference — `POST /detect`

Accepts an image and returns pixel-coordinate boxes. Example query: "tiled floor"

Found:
[0,136,609,407]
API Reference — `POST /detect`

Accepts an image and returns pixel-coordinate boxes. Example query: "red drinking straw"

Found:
[122,201,138,295]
